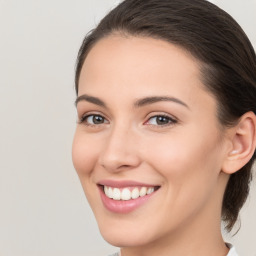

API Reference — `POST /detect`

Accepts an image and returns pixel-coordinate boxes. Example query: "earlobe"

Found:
[222,111,256,174]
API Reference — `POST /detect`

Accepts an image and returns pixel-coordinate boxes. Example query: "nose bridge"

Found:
[99,121,140,171]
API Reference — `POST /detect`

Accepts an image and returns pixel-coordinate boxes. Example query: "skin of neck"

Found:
[120,172,230,256]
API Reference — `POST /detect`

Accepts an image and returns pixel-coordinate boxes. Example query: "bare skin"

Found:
[72,35,256,256]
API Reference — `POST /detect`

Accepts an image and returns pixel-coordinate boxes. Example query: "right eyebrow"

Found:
[134,96,189,109]
[75,94,107,108]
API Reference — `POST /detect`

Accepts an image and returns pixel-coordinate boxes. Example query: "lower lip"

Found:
[98,186,157,214]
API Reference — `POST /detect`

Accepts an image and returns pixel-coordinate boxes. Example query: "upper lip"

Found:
[98,179,160,188]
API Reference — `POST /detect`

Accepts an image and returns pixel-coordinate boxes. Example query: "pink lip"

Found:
[97,180,160,214]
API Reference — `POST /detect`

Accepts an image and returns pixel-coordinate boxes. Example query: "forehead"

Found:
[80,35,202,90]
[79,35,217,114]
[83,35,199,72]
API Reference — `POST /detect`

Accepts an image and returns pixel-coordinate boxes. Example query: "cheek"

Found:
[72,131,100,178]
[142,131,223,228]
[145,128,222,189]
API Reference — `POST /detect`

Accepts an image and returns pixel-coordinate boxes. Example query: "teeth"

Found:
[121,188,131,200]
[103,186,155,201]
[139,187,147,197]
[104,186,113,199]
[147,187,154,195]
[112,188,121,200]
[131,187,140,199]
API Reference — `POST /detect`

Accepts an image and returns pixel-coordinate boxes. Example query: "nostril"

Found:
[99,155,141,173]
[118,164,132,169]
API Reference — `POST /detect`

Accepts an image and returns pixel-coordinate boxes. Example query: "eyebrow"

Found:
[134,96,189,109]
[75,94,107,107]
[75,94,189,109]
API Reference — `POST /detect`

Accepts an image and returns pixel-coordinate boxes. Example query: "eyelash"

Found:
[78,113,177,128]
[145,114,177,127]
[79,113,108,126]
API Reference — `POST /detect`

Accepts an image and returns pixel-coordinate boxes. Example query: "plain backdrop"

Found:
[0,0,255,255]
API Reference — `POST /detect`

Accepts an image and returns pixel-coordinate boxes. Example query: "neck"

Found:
[121,221,229,256]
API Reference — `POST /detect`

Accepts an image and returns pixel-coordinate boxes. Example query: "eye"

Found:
[80,114,108,125]
[145,115,177,126]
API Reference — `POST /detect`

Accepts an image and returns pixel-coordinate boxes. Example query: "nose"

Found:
[98,125,141,173]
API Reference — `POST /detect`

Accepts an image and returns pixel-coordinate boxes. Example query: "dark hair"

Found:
[75,0,256,231]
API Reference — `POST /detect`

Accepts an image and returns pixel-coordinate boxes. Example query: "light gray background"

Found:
[0,0,255,255]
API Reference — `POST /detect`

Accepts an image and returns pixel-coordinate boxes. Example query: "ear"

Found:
[222,111,256,174]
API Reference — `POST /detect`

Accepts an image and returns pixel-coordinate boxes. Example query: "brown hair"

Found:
[75,0,256,231]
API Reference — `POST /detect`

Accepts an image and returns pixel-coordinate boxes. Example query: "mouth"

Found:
[102,185,158,201]
[97,181,160,213]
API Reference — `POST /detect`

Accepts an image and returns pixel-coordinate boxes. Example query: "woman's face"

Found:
[72,36,229,247]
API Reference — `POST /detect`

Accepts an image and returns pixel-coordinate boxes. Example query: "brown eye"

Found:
[92,115,105,124]
[81,114,107,125]
[146,115,177,126]
[156,116,170,125]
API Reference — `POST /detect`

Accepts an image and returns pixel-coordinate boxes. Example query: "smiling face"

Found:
[72,35,230,252]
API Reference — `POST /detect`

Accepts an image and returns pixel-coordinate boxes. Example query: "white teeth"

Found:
[147,187,154,195]
[104,186,108,196]
[112,188,121,200]
[106,187,113,198]
[103,186,156,200]
[121,188,131,200]
[131,187,140,199]
[139,187,147,197]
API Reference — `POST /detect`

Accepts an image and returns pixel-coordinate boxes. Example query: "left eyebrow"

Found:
[75,94,107,108]
[134,96,190,109]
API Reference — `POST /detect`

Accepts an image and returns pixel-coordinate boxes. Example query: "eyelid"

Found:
[144,113,178,127]
[78,112,109,125]
[77,111,178,128]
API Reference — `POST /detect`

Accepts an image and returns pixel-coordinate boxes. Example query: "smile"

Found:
[104,186,155,201]
[98,182,160,213]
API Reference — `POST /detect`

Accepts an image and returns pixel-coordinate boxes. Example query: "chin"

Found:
[97,217,160,248]
[101,229,153,248]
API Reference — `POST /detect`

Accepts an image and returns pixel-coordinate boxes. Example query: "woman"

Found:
[72,0,256,255]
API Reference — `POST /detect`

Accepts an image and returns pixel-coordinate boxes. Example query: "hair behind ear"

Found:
[221,111,256,231]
